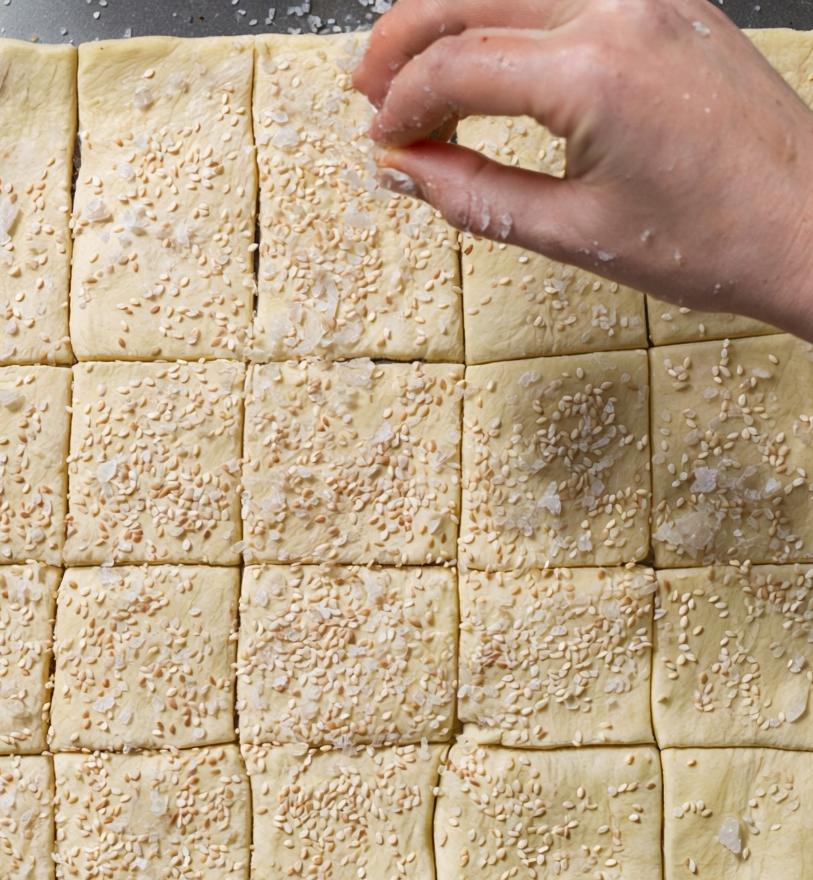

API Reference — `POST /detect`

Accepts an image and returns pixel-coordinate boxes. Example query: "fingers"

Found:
[375,141,589,259]
[370,28,587,147]
[353,0,588,107]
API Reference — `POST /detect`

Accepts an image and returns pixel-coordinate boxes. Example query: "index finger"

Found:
[353,0,588,107]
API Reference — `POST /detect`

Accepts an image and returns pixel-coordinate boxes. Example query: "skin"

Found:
[353,0,813,339]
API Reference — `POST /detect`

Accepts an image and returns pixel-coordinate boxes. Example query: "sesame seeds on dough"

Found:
[0,365,71,565]
[0,755,55,880]
[241,359,463,564]
[53,745,250,880]
[646,300,777,347]
[251,34,463,363]
[0,40,75,367]
[0,565,59,755]
[459,566,656,748]
[237,564,458,748]
[70,37,257,361]
[435,741,662,880]
[243,741,444,880]
[460,350,651,571]
[662,747,813,880]
[50,565,239,752]
[64,360,245,566]
[456,117,646,365]
[650,334,813,567]
[653,564,813,748]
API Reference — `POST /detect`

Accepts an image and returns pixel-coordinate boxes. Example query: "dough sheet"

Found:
[651,334,813,566]
[70,37,256,360]
[459,566,656,747]
[653,564,813,748]
[243,741,444,880]
[65,360,245,565]
[0,565,59,754]
[241,359,462,564]
[0,755,54,880]
[54,746,250,879]
[50,565,239,751]
[435,741,662,880]
[0,365,71,565]
[237,564,457,747]
[251,34,463,363]
[460,350,651,570]
[663,747,813,880]
[0,40,76,365]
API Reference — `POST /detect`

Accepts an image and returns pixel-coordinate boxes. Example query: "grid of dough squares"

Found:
[3,24,813,880]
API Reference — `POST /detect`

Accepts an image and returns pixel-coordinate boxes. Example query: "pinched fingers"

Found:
[369,29,587,147]
[352,0,590,107]
[375,141,590,260]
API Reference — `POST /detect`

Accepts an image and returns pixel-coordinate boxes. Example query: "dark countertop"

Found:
[0,0,811,45]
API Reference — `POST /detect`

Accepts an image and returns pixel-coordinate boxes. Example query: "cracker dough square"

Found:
[65,360,245,565]
[459,566,656,748]
[653,564,813,749]
[0,565,59,755]
[251,34,463,363]
[50,565,239,751]
[456,117,646,364]
[54,745,250,880]
[70,37,256,361]
[663,747,813,880]
[244,742,444,880]
[0,755,54,880]
[646,299,778,347]
[238,564,457,747]
[0,366,71,565]
[435,741,662,880]
[241,360,462,564]
[460,350,651,571]
[0,41,76,366]
[650,334,813,567]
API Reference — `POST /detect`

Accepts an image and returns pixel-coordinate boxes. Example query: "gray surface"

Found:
[0,0,384,43]
[0,0,812,45]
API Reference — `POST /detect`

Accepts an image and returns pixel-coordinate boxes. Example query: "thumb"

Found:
[375,141,589,262]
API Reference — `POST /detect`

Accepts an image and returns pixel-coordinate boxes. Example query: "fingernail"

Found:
[375,167,424,199]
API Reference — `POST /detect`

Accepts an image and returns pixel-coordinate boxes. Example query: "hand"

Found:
[353,0,813,339]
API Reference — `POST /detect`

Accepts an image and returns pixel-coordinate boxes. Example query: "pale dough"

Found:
[0,365,71,565]
[646,299,777,347]
[435,741,662,880]
[460,350,651,570]
[650,334,813,567]
[237,564,457,747]
[65,360,245,565]
[663,747,813,880]
[53,745,250,880]
[459,566,656,747]
[0,755,54,880]
[241,359,462,564]
[50,565,239,751]
[0,565,59,755]
[252,34,463,363]
[243,742,444,880]
[0,40,75,366]
[456,117,647,364]
[653,564,813,749]
[70,37,256,361]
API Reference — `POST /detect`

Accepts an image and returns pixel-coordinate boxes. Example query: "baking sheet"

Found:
[0,0,811,45]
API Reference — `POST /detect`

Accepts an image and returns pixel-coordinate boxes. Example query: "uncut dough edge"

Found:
[0,39,76,366]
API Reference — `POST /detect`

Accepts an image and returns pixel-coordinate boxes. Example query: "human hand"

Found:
[353,0,813,339]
